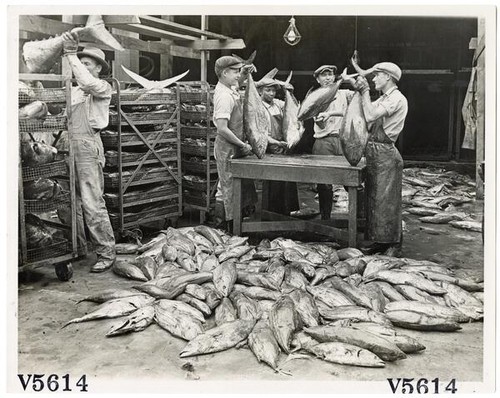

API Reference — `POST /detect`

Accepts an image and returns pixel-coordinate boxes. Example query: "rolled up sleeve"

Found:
[213,92,234,120]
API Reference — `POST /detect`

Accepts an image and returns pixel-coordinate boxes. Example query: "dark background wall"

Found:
[170,15,477,161]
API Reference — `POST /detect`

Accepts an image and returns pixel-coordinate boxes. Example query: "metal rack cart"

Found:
[177,81,217,224]
[18,74,77,281]
[102,80,182,235]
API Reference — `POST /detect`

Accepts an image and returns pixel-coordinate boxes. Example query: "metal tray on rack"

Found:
[19,115,67,133]
[104,184,178,208]
[181,143,211,157]
[104,165,178,189]
[105,148,176,168]
[19,87,67,104]
[181,125,217,139]
[100,129,177,147]
[25,237,71,263]
[180,110,213,123]
[24,191,71,213]
[111,89,177,104]
[182,159,218,174]
[22,158,68,181]
[109,201,180,230]
[182,176,217,192]
[109,109,175,125]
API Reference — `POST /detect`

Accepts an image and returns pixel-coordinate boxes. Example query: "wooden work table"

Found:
[229,154,366,247]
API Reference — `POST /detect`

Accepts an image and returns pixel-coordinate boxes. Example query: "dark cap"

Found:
[313,65,337,78]
[255,77,280,89]
[214,56,244,76]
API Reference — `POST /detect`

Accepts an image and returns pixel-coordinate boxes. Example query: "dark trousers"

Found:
[312,134,343,220]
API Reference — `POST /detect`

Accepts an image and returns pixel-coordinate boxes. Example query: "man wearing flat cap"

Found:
[311,65,354,220]
[353,61,408,256]
[60,30,116,273]
[256,77,300,216]
[212,55,257,233]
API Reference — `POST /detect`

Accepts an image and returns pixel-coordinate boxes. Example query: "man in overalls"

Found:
[354,62,408,256]
[256,77,300,216]
[61,31,116,272]
[213,56,258,234]
[312,65,354,220]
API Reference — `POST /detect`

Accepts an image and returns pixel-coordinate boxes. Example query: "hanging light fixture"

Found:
[283,16,301,46]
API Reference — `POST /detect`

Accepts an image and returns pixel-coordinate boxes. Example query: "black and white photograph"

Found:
[4,1,497,395]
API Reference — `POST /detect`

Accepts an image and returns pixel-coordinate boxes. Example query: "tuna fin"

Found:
[262,67,279,80]
[284,71,293,86]
[232,50,257,66]
[106,319,132,337]
[121,65,189,89]
[79,15,125,51]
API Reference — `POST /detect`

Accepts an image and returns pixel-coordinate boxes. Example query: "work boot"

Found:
[360,242,390,255]
[90,258,115,273]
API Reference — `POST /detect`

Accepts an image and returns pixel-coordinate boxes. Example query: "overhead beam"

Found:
[138,15,231,40]
[113,23,198,41]
[66,15,141,25]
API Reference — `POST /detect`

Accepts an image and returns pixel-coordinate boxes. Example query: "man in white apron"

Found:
[213,56,257,234]
[354,62,408,256]
[61,31,116,272]
[257,78,300,216]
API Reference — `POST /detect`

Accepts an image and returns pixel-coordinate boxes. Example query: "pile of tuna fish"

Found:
[402,167,482,233]
[65,225,483,372]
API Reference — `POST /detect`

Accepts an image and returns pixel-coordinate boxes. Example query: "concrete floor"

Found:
[15,182,487,392]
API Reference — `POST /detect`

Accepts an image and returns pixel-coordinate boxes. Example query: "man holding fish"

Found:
[352,60,408,256]
[256,77,300,216]
[213,55,258,234]
[311,65,354,220]
[60,30,116,273]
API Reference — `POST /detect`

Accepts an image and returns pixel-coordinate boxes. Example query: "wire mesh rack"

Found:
[24,191,71,213]
[19,115,67,133]
[25,237,71,263]
[22,158,68,181]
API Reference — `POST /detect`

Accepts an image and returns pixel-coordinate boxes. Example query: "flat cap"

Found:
[313,65,337,78]
[214,56,244,76]
[372,62,402,81]
[255,77,280,88]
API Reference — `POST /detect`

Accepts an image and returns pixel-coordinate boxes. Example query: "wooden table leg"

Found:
[348,186,357,247]
[233,177,242,235]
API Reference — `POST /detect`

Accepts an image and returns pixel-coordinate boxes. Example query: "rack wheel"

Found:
[55,262,73,281]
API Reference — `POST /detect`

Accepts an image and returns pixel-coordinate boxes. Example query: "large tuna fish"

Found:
[243,73,269,158]
[304,325,406,362]
[179,318,256,358]
[63,295,155,327]
[384,301,466,331]
[305,342,385,368]
[297,68,357,121]
[248,318,282,372]
[282,73,305,149]
[213,261,238,297]
[112,257,148,282]
[317,304,392,326]
[76,289,147,304]
[340,92,368,166]
[154,300,204,341]
[21,141,58,167]
[229,291,261,321]
[22,15,124,73]
[367,269,447,295]
[106,305,155,337]
[288,289,320,327]
[215,297,238,326]
[19,101,48,120]
[25,214,53,248]
[269,296,299,353]
[23,178,62,201]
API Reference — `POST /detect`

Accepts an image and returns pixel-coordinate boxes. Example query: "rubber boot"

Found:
[214,200,226,229]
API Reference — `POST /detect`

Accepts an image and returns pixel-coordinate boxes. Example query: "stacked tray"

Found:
[100,128,177,147]
[19,115,67,133]
[104,184,178,207]
[111,89,177,104]
[104,166,178,189]
[105,147,176,167]
[108,200,179,230]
